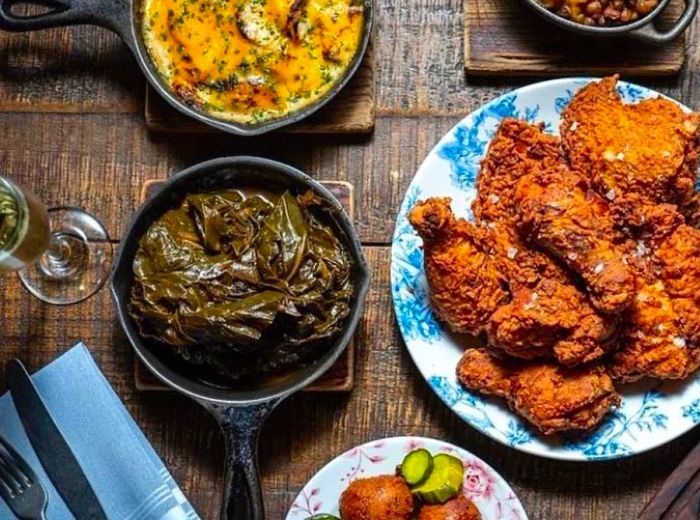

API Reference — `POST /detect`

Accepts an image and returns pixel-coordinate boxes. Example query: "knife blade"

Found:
[6,359,108,520]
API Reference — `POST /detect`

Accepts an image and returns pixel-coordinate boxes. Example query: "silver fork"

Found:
[0,434,47,520]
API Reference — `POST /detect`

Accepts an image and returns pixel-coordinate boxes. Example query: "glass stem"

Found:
[39,232,87,280]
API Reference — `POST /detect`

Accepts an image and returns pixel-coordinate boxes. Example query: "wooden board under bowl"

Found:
[134,179,356,393]
[465,0,686,76]
[145,43,375,134]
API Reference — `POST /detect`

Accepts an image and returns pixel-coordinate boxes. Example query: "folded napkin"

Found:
[0,343,200,520]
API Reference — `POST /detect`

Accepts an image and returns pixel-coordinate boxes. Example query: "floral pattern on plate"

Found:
[390,78,700,461]
[286,436,528,520]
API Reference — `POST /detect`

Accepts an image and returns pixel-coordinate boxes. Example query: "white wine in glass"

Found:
[0,176,113,305]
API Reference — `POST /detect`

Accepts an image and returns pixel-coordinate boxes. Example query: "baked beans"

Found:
[539,0,660,25]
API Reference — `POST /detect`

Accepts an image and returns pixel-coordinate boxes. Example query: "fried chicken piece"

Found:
[417,496,482,520]
[609,279,700,382]
[609,202,700,382]
[339,475,414,520]
[409,197,509,335]
[457,349,620,435]
[472,119,619,364]
[514,164,634,314]
[456,348,513,397]
[487,279,618,366]
[474,118,569,288]
[561,75,700,209]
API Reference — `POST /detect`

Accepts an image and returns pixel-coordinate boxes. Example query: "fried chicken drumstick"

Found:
[409,197,508,335]
[457,349,620,435]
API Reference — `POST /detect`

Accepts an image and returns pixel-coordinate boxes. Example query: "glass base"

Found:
[18,207,112,305]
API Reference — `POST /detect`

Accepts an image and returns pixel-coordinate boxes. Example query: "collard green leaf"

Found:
[129,188,354,382]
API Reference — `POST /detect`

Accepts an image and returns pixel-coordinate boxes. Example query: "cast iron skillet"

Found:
[0,0,372,136]
[110,156,370,519]
[522,0,697,44]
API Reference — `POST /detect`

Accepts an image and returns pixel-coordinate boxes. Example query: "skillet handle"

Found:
[207,400,280,520]
[629,0,698,44]
[0,0,130,36]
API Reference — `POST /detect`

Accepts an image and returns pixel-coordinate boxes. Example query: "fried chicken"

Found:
[339,475,415,520]
[561,76,700,210]
[609,202,700,381]
[514,163,634,314]
[487,279,618,366]
[457,349,620,435]
[472,119,619,364]
[473,118,569,288]
[409,197,509,335]
[416,495,482,520]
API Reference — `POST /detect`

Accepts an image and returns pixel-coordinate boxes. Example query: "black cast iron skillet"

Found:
[0,0,372,135]
[523,0,697,44]
[111,156,370,519]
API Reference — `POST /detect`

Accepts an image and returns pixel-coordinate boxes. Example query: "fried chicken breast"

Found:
[561,76,700,210]
[339,475,414,520]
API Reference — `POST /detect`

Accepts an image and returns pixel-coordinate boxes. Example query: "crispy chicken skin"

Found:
[514,164,634,314]
[409,197,509,335]
[457,349,620,435]
[487,279,618,366]
[416,495,482,520]
[339,475,414,520]
[561,76,700,209]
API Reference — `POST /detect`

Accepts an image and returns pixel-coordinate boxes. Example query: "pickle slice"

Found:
[411,453,464,504]
[304,515,340,520]
[400,448,434,486]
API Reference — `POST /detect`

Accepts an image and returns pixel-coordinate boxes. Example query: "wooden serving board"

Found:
[465,0,686,76]
[145,42,375,134]
[134,179,356,393]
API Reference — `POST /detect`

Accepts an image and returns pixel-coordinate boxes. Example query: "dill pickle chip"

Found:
[411,453,464,504]
[400,448,433,486]
[305,515,340,520]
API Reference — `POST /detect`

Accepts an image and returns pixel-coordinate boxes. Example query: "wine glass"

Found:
[0,175,112,305]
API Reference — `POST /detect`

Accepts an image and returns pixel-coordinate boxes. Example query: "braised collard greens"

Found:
[129,189,354,381]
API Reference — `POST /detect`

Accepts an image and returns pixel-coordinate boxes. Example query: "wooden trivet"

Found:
[134,179,356,393]
[144,43,375,134]
[465,0,686,76]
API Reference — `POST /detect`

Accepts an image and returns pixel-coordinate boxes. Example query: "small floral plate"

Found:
[390,78,700,461]
[286,436,528,520]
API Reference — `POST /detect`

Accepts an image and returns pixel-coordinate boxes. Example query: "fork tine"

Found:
[0,459,21,495]
[0,437,30,482]
[0,471,14,499]
[0,452,28,490]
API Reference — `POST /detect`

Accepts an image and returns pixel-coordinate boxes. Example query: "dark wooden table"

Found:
[1,4,700,518]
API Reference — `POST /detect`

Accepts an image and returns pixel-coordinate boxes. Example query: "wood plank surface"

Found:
[2,1,700,519]
[145,42,376,134]
[465,0,687,76]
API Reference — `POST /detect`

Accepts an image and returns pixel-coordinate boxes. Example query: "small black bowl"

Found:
[111,157,370,519]
[522,0,697,44]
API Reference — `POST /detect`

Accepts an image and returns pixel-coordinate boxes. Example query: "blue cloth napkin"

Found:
[0,343,200,520]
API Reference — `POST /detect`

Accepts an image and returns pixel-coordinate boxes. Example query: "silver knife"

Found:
[6,359,108,520]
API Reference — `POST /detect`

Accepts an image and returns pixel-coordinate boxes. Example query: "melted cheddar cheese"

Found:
[142,0,364,123]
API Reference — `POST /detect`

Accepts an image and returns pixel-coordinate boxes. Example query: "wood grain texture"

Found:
[133,179,356,393]
[2,1,700,518]
[145,43,376,134]
[465,0,687,76]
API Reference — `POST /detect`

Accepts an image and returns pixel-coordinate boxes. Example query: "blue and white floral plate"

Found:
[286,436,528,520]
[390,78,700,461]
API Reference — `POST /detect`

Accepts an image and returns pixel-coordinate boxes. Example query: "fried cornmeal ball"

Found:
[339,475,414,520]
[417,495,482,520]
